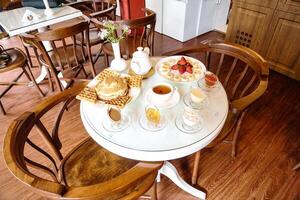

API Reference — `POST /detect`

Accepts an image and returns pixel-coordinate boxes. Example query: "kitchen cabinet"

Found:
[226,0,300,80]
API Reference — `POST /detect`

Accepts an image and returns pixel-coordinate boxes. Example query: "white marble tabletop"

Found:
[0,6,82,36]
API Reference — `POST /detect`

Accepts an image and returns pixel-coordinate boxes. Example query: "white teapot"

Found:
[130,47,151,75]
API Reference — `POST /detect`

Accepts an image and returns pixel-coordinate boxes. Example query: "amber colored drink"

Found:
[152,85,171,95]
[146,107,160,125]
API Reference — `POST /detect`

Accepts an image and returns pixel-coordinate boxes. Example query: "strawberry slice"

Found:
[178,57,187,65]
[179,65,186,74]
[186,66,193,74]
[171,64,179,70]
[186,63,193,68]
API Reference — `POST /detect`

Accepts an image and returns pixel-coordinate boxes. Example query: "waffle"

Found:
[96,69,119,82]
[125,75,143,88]
[78,69,141,107]
[102,95,132,108]
[76,87,98,103]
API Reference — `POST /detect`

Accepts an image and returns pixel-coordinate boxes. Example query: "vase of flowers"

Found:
[99,21,130,72]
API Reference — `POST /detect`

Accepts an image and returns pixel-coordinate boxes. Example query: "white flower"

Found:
[122,25,130,33]
[99,29,108,40]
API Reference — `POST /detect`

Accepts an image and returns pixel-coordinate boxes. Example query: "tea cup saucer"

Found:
[145,89,180,109]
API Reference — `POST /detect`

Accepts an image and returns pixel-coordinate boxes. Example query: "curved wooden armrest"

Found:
[32,82,87,118]
[3,112,65,197]
[89,4,117,19]
[63,162,163,198]
[66,1,94,12]
[231,79,268,112]
[162,44,209,56]
[90,18,105,29]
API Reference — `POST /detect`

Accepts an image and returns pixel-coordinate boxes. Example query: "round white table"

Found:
[80,57,229,200]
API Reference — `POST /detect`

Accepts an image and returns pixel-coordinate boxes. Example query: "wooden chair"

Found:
[94,8,156,67]
[66,0,117,75]
[3,82,162,199]
[164,42,269,185]
[21,21,94,92]
[19,34,56,92]
[0,47,44,115]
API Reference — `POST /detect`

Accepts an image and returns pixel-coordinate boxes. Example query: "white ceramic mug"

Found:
[149,82,177,103]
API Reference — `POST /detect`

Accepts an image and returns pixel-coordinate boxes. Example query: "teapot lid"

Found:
[133,47,149,58]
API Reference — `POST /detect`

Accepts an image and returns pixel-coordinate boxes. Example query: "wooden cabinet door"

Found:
[263,11,300,80]
[225,2,274,53]
[277,0,300,14]
[235,0,278,8]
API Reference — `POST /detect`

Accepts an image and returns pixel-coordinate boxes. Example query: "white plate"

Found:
[155,56,206,83]
[87,73,141,104]
[145,89,180,109]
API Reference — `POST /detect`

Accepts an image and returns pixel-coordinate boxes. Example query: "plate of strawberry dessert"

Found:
[155,56,206,83]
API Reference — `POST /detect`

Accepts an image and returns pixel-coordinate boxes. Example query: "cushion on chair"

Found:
[62,138,138,187]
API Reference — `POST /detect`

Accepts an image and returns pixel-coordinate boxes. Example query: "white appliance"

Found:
[146,0,230,42]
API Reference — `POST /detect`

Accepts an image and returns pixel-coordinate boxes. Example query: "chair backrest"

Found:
[92,8,156,57]
[164,42,269,113]
[120,8,156,57]
[21,21,93,92]
[66,0,95,16]
[3,82,162,199]
[3,82,86,198]
[92,0,116,14]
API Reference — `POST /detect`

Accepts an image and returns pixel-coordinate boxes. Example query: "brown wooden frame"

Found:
[66,0,117,73]
[164,42,269,185]
[0,48,44,115]
[3,82,162,199]
[93,8,156,67]
[20,21,94,92]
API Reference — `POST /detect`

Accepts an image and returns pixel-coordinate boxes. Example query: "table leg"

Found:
[159,161,206,200]
[28,65,48,86]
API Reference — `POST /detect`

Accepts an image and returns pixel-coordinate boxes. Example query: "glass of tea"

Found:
[104,106,131,132]
[139,104,167,131]
[145,104,160,125]
[107,106,122,128]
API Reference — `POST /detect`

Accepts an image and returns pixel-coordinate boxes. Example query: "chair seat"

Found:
[0,48,27,73]
[39,45,86,69]
[62,138,139,187]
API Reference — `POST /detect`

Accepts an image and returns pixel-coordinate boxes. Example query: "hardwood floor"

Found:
[0,31,299,200]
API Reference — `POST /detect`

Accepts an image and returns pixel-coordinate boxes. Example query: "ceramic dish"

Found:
[145,88,180,109]
[155,56,206,83]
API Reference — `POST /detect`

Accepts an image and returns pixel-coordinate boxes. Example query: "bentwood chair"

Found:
[21,21,94,92]
[164,42,269,185]
[93,8,156,67]
[66,0,117,75]
[3,82,162,199]
[0,47,44,115]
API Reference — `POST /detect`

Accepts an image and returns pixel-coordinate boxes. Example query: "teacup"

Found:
[149,82,177,103]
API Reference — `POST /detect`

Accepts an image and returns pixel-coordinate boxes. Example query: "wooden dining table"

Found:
[80,57,229,199]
